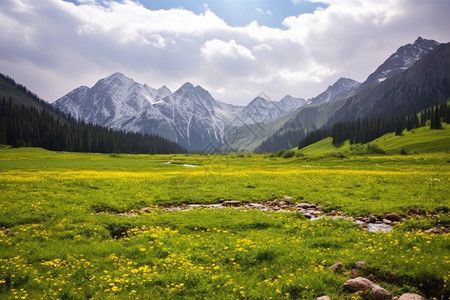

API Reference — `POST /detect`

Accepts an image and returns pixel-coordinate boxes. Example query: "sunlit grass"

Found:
[0,148,448,299]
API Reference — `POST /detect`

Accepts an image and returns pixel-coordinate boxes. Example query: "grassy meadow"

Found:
[0,144,449,299]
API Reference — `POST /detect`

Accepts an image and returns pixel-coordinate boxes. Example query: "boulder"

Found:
[222,200,241,207]
[344,277,391,300]
[383,213,402,222]
[372,285,392,299]
[398,293,425,300]
[329,262,343,272]
[350,269,358,278]
[344,277,373,291]
[296,203,313,209]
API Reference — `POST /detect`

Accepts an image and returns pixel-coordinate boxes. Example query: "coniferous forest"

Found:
[297,102,450,149]
[0,74,186,154]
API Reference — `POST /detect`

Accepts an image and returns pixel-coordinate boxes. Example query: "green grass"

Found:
[0,147,448,299]
[298,124,450,156]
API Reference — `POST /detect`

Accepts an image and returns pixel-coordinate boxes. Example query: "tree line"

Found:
[0,96,186,154]
[297,101,450,149]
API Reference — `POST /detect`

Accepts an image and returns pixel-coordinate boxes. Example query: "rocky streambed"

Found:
[97,198,446,234]
[140,198,405,233]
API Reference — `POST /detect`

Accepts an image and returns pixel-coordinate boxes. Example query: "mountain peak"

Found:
[257,91,272,101]
[361,37,439,87]
[180,82,195,90]
[308,77,360,105]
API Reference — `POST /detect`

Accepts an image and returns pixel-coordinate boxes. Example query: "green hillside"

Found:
[298,124,450,155]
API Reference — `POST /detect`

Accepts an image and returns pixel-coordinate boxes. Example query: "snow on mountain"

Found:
[278,95,307,112]
[307,77,361,105]
[54,72,172,128]
[53,38,440,152]
[361,37,440,88]
[238,94,306,124]
[54,75,306,151]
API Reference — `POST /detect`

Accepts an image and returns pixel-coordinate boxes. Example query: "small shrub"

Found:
[282,150,295,158]
[367,143,385,154]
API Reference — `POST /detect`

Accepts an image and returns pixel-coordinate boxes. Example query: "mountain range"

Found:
[54,37,447,152]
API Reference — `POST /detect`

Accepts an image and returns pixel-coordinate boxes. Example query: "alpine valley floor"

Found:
[0,147,448,299]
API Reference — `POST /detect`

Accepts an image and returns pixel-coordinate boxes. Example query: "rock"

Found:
[222,200,241,207]
[383,213,402,222]
[424,227,442,234]
[329,262,343,272]
[355,261,366,269]
[369,215,379,223]
[372,285,392,299]
[247,203,265,209]
[354,219,366,225]
[316,296,331,300]
[343,277,391,300]
[140,207,153,212]
[344,277,373,291]
[295,203,312,209]
[283,196,292,203]
[350,269,358,278]
[406,208,425,215]
[303,213,313,219]
[367,274,376,282]
[398,293,425,300]
[382,219,393,225]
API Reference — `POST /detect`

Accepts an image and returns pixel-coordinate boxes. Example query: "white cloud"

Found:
[0,0,449,105]
[256,8,272,16]
[201,39,255,60]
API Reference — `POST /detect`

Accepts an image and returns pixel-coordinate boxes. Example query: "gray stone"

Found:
[383,212,402,222]
[329,262,343,272]
[398,293,425,300]
[344,277,373,291]
[140,207,153,212]
[369,215,379,223]
[295,203,313,209]
[343,277,391,300]
[372,285,392,299]
[355,261,366,269]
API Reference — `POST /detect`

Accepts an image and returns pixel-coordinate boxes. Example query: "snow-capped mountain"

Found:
[307,77,361,105]
[54,72,172,126]
[361,37,439,88]
[239,93,306,124]
[53,37,443,152]
[54,74,305,151]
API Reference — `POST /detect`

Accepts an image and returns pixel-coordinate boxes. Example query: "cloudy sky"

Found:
[1,0,450,105]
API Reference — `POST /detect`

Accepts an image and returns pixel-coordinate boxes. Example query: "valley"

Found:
[0,143,448,299]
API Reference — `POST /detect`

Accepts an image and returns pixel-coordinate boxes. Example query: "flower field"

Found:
[0,147,448,299]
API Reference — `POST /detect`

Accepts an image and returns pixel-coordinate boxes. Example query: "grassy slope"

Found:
[299,124,450,155]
